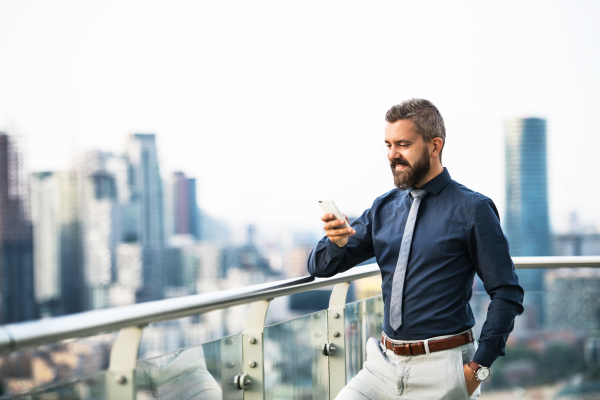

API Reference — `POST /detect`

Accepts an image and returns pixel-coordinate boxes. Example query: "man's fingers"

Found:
[323,219,349,230]
[321,213,336,222]
[321,214,355,244]
[325,227,356,238]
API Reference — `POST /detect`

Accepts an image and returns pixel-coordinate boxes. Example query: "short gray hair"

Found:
[385,98,446,163]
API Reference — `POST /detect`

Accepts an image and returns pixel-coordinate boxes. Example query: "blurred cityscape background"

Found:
[1,0,600,398]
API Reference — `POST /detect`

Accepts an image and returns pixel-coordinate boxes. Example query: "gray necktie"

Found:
[390,189,427,331]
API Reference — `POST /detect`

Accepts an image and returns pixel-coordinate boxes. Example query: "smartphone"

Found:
[318,200,351,229]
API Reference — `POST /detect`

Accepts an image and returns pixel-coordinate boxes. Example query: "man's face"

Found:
[385,119,431,190]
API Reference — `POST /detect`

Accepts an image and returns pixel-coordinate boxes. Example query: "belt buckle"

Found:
[392,342,413,355]
[389,338,431,355]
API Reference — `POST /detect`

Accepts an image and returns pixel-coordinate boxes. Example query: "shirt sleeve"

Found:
[308,208,375,278]
[467,197,525,367]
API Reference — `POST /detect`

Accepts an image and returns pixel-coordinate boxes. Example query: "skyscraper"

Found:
[76,151,125,309]
[125,134,165,301]
[164,172,199,241]
[504,118,551,326]
[31,171,85,316]
[126,135,164,249]
[84,172,119,308]
[0,133,38,323]
[504,118,552,259]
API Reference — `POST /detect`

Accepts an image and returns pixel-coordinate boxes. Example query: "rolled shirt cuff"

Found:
[473,343,499,368]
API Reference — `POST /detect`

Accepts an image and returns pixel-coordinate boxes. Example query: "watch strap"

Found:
[468,361,490,381]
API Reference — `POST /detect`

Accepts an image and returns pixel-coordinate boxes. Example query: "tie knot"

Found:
[411,189,427,200]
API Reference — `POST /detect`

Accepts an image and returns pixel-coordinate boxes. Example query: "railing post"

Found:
[327,282,350,399]
[240,299,271,399]
[106,326,144,400]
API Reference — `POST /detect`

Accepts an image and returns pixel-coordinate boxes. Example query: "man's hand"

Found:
[463,363,481,396]
[321,213,355,247]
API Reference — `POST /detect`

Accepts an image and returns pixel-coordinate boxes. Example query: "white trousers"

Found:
[336,334,481,400]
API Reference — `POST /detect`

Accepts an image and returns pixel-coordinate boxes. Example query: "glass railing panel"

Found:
[264,310,329,400]
[345,295,384,383]
[0,332,118,399]
[135,333,242,400]
[137,305,253,361]
[202,335,243,400]
[471,268,600,399]
[0,371,106,400]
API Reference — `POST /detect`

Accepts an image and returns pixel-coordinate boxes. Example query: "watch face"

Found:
[476,367,490,381]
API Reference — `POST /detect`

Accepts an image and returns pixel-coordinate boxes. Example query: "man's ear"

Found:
[430,137,443,158]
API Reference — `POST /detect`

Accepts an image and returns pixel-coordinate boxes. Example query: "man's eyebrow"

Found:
[385,140,412,144]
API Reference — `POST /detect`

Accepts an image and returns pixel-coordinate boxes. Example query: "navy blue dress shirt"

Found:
[308,168,524,367]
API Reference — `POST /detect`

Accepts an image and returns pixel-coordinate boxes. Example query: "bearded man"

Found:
[308,99,524,399]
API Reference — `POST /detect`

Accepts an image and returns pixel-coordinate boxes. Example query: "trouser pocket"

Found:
[457,346,470,397]
[365,337,387,363]
[459,342,480,399]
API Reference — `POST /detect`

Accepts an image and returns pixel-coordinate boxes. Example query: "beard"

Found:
[390,146,431,190]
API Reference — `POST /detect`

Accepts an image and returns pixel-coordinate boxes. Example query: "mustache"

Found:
[390,158,411,168]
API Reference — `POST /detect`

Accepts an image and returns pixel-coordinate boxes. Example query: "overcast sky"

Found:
[1,0,599,239]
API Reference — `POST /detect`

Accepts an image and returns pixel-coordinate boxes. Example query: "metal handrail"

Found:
[1,256,599,354]
[0,264,377,353]
[512,256,600,268]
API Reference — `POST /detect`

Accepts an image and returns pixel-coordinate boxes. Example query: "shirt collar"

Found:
[405,167,452,198]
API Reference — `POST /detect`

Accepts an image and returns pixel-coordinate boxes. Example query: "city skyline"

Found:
[2,120,597,323]
[1,130,302,323]
[4,115,598,248]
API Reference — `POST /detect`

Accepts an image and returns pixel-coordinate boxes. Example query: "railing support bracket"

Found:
[328,282,350,399]
[242,299,271,399]
[107,326,144,400]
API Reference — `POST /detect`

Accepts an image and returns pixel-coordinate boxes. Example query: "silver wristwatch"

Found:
[468,361,490,381]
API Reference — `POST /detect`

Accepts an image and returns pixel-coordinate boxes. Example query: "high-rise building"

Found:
[77,151,122,309]
[126,134,164,249]
[30,171,84,316]
[125,134,165,301]
[504,118,551,327]
[504,118,552,259]
[164,172,199,242]
[0,133,38,323]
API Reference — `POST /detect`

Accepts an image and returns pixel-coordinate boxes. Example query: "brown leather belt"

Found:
[381,331,474,356]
